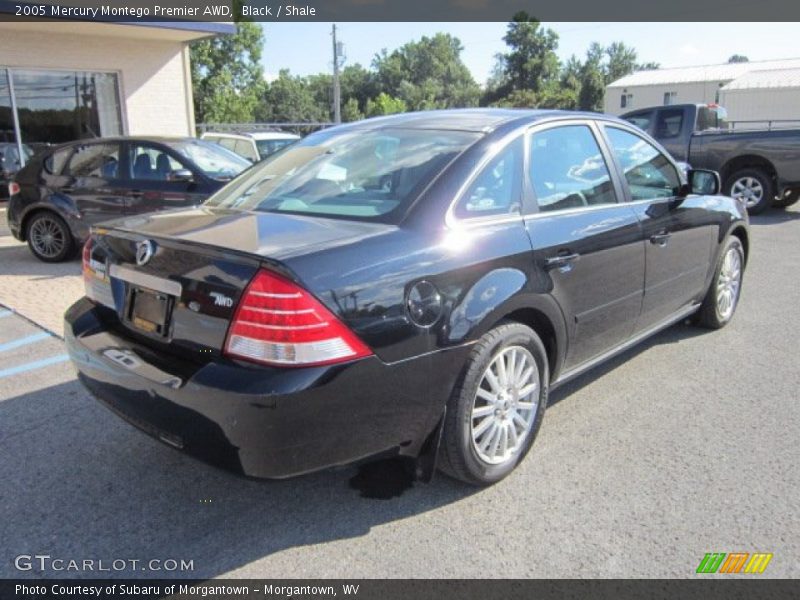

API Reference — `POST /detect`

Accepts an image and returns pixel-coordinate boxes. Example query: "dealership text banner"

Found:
[2,0,798,21]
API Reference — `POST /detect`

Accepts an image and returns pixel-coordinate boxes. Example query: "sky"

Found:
[260,22,800,85]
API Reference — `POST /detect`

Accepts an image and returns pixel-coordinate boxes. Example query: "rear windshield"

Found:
[166,139,250,180]
[204,128,480,221]
[255,138,297,158]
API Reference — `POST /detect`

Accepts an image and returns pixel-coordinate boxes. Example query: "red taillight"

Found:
[8,182,20,196]
[224,269,372,367]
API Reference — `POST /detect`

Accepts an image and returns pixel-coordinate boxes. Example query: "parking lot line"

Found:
[0,332,51,353]
[0,354,70,379]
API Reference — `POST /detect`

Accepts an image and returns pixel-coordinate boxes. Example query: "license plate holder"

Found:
[128,287,171,336]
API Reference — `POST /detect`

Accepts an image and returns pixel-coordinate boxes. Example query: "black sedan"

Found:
[64,109,749,486]
[7,137,250,262]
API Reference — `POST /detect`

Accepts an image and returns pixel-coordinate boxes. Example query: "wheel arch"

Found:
[720,154,777,185]
[496,307,561,382]
[728,224,750,267]
[19,203,75,242]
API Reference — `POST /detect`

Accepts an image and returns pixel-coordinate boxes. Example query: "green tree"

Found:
[259,70,326,123]
[340,64,376,115]
[364,93,407,117]
[605,42,639,85]
[190,21,265,124]
[637,61,661,71]
[341,97,364,122]
[499,12,560,95]
[728,54,749,63]
[306,73,333,121]
[373,33,480,110]
[576,42,606,111]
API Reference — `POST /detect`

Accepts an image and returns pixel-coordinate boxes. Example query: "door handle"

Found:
[544,252,580,272]
[650,231,671,246]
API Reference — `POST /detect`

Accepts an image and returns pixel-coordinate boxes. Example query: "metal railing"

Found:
[727,119,800,131]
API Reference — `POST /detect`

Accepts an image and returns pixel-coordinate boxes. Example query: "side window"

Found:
[454,137,522,219]
[234,140,257,161]
[128,144,186,181]
[529,125,617,213]
[66,143,120,179]
[218,138,237,152]
[605,127,681,200]
[44,148,73,175]
[654,108,684,139]
[623,111,653,132]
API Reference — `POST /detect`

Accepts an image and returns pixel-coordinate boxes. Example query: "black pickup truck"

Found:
[621,104,800,213]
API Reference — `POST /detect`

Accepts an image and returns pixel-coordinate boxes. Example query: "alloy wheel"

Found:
[730,177,763,208]
[471,345,540,465]
[716,247,742,320]
[29,216,67,259]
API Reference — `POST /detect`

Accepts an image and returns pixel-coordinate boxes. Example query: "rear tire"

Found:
[725,168,775,215]
[694,237,744,329]
[773,189,800,209]
[25,211,74,262]
[439,322,548,486]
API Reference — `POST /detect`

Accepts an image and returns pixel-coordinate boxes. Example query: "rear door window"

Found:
[66,143,121,179]
[455,137,522,219]
[128,143,188,181]
[654,109,684,139]
[623,111,654,133]
[528,125,618,212]
[44,147,73,175]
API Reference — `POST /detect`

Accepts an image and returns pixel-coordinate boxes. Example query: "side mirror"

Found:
[688,169,720,196]
[168,168,194,183]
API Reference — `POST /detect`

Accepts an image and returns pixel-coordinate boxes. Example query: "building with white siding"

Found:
[605,58,800,125]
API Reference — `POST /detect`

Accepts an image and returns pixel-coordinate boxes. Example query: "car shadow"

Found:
[748,206,800,225]
[0,242,81,280]
[0,379,477,579]
[548,321,706,406]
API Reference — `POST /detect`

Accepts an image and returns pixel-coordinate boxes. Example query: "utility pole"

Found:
[332,24,342,124]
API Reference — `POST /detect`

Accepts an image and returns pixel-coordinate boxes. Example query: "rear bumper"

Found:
[65,298,466,479]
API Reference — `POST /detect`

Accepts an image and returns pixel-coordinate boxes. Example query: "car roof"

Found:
[203,131,300,141]
[249,132,301,140]
[45,136,208,153]
[201,132,252,142]
[326,108,621,134]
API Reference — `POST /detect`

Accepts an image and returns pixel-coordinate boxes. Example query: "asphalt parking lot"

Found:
[0,204,798,579]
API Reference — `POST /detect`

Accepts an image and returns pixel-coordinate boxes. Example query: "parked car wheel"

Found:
[26,211,74,262]
[772,189,800,209]
[725,168,775,215]
[693,237,745,329]
[439,322,549,486]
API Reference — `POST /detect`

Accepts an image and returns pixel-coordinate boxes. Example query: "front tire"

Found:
[694,237,745,329]
[439,322,548,486]
[26,211,74,262]
[725,168,775,215]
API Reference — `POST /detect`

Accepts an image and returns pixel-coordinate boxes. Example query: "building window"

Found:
[620,93,633,109]
[0,68,123,168]
[663,91,677,106]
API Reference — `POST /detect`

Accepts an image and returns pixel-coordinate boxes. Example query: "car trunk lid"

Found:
[83,207,391,361]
